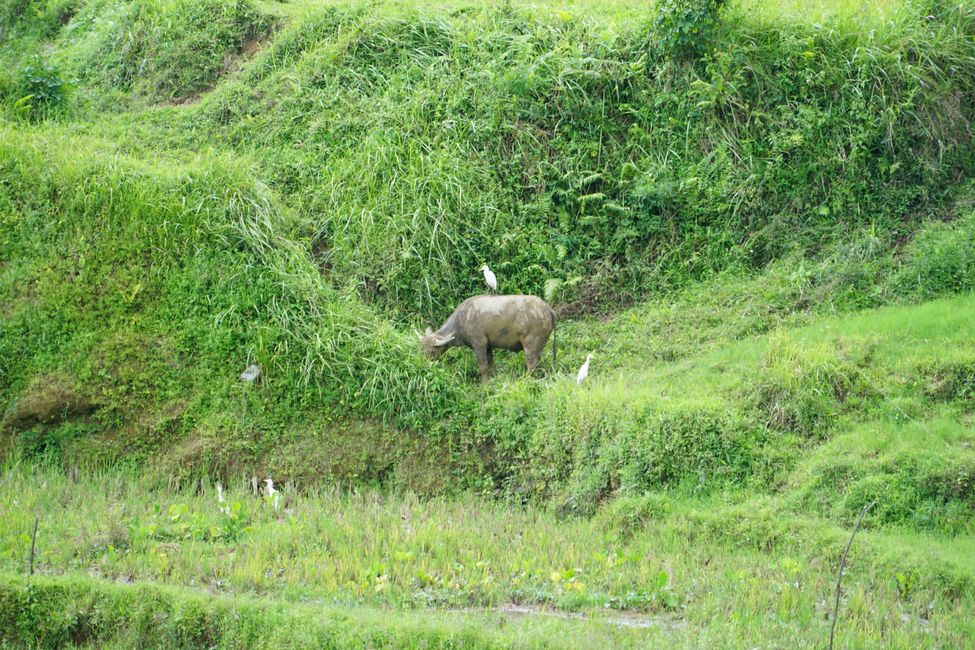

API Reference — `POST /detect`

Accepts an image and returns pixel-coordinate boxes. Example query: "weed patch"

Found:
[918,354,975,406]
[750,335,873,438]
[61,0,273,105]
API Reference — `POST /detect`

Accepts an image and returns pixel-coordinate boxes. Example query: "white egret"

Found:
[239,364,261,383]
[265,477,280,511]
[480,264,497,293]
[217,483,229,515]
[576,353,593,385]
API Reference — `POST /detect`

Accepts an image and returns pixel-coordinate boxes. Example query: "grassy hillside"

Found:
[1,0,975,646]
[2,0,974,473]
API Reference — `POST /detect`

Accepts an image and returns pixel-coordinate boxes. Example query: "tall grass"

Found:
[175,0,975,321]
[0,128,462,450]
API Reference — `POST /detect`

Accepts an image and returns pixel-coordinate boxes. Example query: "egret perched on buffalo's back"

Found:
[576,353,594,385]
[480,264,497,293]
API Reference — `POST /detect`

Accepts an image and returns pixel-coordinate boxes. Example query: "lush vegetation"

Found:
[2,458,974,648]
[2,0,973,481]
[1,0,974,646]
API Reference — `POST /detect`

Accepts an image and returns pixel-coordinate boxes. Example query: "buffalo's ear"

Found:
[425,327,433,336]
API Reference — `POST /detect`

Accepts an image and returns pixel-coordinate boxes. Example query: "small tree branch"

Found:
[28,514,39,581]
[830,501,875,650]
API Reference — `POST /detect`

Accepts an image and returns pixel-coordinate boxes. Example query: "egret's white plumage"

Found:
[576,353,593,385]
[480,264,497,293]
[239,364,261,382]
[217,483,229,515]
[265,478,280,511]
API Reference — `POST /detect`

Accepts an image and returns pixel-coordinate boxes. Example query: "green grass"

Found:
[2,0,975,646]
[0,572,673,649]
[2,460,974,648]
[468,293,975,517]
[5,0,973,316]
[253,0,912,26]
[2,0,974,477]
[3,293,975,645]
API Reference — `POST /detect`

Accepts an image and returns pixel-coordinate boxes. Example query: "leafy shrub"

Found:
[0,0,32,30]
[806,228,891,311]
[0,0,78,38]
[839,457,975,535]
[209,2,975,323]
[594,493,672,539]
[542,405,761,514]
[651,0,728,60]
[9,57,69,120]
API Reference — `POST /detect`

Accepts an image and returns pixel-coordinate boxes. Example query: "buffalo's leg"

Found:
[474,344,493,382]
[524,345,541,375]
[486,348,494,376]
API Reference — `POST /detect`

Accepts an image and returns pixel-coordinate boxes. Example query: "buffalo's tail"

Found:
[549,308,558,369]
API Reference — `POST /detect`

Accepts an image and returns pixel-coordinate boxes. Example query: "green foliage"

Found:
[3,1,975,646]
[0,129,463,443]
[152,499,253,542]
[0,0,77,38]
[2,461,975,647]
[6,56,70,120]
[156,0,975,322]
[0,573,528,649]
[552,406,761,514]
[884,213,975,300]
[0,0,29,25]
[2,0,974,447]
[920,354,975,406]
[791,419,975,535]
[651,0,727,60]
[594,493,672,539]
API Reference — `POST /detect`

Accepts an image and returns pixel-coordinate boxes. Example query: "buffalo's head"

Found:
[417,327,454,360]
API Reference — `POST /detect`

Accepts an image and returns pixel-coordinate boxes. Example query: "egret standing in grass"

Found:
[576,353,593,385]
[216,483,229,515]
[265,477,280,511]
[480,264,497,293]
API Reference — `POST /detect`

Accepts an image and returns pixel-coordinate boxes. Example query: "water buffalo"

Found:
[419,295,557,382]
